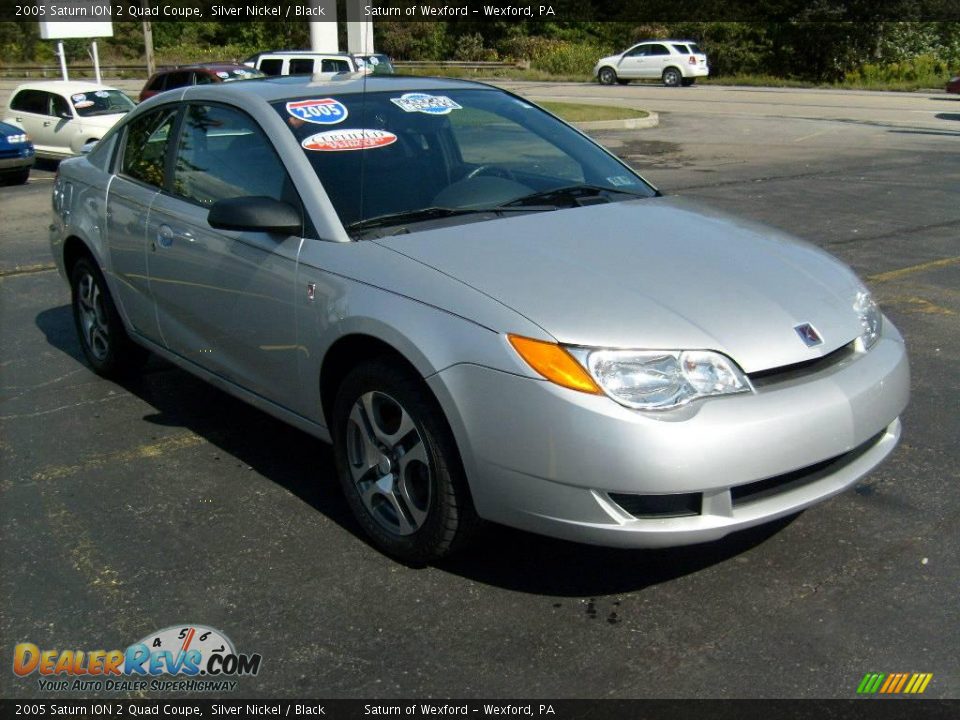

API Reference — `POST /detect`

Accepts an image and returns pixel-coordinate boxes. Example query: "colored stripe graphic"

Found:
[857,672,932,694]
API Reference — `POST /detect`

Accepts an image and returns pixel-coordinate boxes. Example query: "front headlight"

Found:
[573,348,750,410]
[854,289,882,350]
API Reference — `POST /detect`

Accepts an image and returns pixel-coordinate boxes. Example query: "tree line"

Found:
[1,20,958,81]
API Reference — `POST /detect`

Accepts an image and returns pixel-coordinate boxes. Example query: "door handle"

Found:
[43,121,52,127]
[156,224,196,248]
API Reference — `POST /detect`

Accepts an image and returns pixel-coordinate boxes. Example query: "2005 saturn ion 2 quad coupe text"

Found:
[50,75,909,563]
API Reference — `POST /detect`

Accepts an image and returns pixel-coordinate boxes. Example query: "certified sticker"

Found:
[71,93,86,102]
[286,98,348,125]
[94,90,109,98]
[301,129,397,152]
[390,93,461,115]
[216,71,230,79]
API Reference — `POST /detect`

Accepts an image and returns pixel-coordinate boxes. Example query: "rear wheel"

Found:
[598,67,617,85]
[70,256,146,377]
[663,67,682,87]
[332,360,480,563]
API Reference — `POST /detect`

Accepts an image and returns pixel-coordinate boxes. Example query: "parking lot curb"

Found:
[572,112,659,131]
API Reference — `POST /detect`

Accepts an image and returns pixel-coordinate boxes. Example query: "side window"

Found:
[448,107,583,184]
[165,71,192,90]
[289,58,314,75]
[648,44,671,56]
[11,90,46,114]
[321,59,350,73]
[194,72,214,85]
[625,45,648,58]
[172,104,292,207]
[50,93,71,118]
[147,75,166,91]
[672,44,690,54]
[259,58,283,76]
[120,108,179,188]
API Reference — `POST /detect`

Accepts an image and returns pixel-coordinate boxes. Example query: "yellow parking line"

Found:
[31,433,208,483]
[868,256,960,283]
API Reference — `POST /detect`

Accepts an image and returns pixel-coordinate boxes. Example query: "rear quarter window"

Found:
[259,59,283,76]
[672,44,690,54]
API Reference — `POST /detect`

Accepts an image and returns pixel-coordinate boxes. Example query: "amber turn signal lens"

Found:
[507,335,602,395]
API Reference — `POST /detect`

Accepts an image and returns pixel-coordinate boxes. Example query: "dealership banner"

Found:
[3,0,960,23]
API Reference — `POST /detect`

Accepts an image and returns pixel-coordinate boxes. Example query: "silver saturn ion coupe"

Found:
[50,75,909,562]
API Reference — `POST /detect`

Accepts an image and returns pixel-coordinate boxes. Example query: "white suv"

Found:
[594,40,709,87]
[243,50,358,77]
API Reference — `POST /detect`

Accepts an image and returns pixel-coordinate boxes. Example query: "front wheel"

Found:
[332,360,480,563]
[663,67,682,87]
[598,67,617,85]
[70,256,146,377]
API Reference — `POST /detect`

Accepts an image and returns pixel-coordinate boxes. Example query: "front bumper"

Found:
[428,323,909,548]
[0,151,34,172]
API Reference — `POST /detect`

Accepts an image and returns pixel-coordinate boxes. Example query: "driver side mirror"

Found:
[207,196,302,236]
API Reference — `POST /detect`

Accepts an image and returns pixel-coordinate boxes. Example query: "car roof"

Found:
[251,49,354,58]
[12,81,118,94]
[178,73,493,103]
[161,63,252,72]
[634,39,699,45]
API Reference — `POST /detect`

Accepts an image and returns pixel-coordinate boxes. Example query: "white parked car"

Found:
[594,40,709,87]
[4,81,135,160]
[243,50,358,77]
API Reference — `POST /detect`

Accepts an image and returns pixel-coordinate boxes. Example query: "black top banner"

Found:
[2,0,960,23]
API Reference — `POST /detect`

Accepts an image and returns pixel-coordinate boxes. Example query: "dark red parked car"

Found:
[947,75,960,94]
[139,64,265,102]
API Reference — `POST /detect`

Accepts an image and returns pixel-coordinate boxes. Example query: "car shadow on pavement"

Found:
[36,303,800,596]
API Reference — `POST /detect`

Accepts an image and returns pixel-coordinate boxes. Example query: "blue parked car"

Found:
[0,121,35,185]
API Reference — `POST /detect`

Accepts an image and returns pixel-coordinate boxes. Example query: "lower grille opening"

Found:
[731,430,887,507]
[609,492,702,519]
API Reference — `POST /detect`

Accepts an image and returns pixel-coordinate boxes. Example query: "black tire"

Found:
[70,256,147,378]
[12,168,30,185]
[663,67,682,87]
[598,67,617,86]
[681,78,696,87]
[332,359,480,563]
[616,79,630,86]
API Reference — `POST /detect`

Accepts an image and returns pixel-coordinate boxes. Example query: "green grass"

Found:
[537,101,649,122]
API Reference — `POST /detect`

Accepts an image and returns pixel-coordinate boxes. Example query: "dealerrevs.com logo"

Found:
[13,624,261,693]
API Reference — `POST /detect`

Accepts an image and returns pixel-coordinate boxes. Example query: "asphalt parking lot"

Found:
[1,83,958,699]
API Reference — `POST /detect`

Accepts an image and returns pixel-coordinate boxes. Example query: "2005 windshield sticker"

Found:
[12,624,261,693]
[286,97,348,125]
[302,128,397,152]
[390,93,462,115]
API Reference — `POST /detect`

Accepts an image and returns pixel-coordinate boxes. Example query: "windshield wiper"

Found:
[346,205,540,236]
[498,184,650,209]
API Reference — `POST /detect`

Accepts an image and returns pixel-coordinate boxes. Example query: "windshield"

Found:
[70,90,135,117]
[273,88,655,235]
[217,68,266,81]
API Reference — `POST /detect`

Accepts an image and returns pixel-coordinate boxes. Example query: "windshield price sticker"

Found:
[390,93,462,115]
[302,129,397,152]
[286,98,349,125]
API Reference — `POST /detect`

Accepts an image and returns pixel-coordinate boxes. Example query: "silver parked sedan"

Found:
[50,75,909,562]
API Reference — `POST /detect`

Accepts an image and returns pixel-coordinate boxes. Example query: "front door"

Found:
[146,102,304,412]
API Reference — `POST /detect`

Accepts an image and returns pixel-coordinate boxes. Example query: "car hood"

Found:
[76,113,128,128]
[375,197,866,374]
[596,54,621,66]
